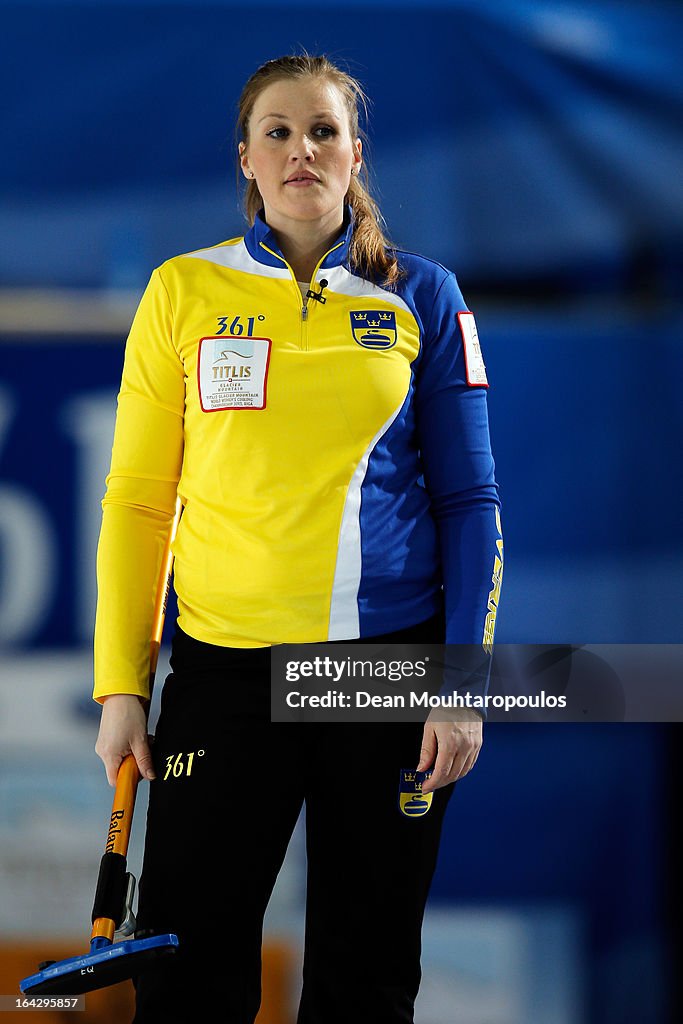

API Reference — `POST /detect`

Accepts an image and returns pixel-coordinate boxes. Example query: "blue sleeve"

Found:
[414,271,503,703]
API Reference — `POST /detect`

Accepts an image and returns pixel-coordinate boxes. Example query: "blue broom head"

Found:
[20,933,179,996]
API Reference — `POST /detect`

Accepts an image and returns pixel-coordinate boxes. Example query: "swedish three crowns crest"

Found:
[398,768,433,818]
[350,310,397,350]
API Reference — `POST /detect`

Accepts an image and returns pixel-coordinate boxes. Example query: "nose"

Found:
[288,133,315,163]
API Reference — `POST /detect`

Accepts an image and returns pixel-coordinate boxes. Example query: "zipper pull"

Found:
[302,304,308,322]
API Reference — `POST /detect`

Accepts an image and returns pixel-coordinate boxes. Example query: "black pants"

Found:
[133,614,454,1024]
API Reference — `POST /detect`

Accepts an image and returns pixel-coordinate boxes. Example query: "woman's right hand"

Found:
[95,693,157,786]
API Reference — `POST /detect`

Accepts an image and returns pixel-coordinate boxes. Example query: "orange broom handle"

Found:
[91,497,183,942]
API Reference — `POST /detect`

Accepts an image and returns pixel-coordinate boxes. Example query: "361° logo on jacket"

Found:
[350,310,397,350]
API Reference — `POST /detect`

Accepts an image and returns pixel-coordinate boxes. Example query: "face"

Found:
[240,77,362,238]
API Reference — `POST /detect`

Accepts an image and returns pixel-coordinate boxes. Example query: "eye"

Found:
[265,127,289,140]
[314,125,336,138]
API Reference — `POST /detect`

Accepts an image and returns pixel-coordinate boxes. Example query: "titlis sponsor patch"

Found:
[197,335,271,410]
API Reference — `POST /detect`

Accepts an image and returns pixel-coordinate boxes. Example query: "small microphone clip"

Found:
[306,278,328,304]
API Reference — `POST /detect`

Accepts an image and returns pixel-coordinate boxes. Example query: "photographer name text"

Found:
[284,690,567,711]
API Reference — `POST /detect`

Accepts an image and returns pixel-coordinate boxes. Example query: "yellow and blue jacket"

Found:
[94,211,502,700]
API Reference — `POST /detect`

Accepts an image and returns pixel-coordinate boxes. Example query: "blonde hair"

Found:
[236,54,402,288]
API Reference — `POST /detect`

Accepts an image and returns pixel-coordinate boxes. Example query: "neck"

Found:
[265,210,345,283]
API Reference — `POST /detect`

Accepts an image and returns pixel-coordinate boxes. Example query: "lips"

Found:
[285,172,320,184]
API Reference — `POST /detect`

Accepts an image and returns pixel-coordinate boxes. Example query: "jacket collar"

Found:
[243,205,354,271]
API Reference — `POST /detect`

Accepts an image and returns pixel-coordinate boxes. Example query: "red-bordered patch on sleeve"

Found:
[457,312,489,387]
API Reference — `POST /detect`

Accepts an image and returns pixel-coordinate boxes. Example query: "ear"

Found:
[352,138,363,176]
[238,143,252,181]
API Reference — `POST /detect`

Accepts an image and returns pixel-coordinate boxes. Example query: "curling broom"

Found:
[20,498,183,996]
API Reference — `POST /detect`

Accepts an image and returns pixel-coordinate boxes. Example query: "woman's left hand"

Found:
[418,708,483,794]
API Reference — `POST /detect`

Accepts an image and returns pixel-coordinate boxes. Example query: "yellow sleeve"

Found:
[93,268,185,702]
